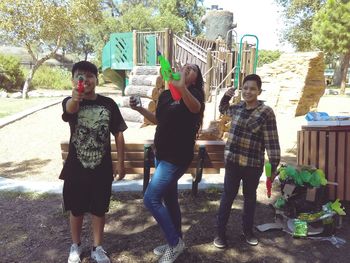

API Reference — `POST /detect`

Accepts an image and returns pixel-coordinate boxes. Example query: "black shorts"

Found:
[63,172,113,217]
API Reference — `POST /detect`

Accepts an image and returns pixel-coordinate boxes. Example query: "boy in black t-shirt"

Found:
[60,61,127,263]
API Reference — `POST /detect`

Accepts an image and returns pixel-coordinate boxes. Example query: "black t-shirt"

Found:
[154,87,204,166]
[59,94,127,180]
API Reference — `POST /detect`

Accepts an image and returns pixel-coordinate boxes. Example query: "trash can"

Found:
[297,125,350,201]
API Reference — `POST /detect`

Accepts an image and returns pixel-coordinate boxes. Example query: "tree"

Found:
[115,0,205,35]
[312,0,350,95]
[0,0,103,98]
[257,50,281,67]
[87,12,121,68]
[275,0,325,51]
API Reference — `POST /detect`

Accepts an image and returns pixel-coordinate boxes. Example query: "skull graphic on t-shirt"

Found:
[72,105,110,169]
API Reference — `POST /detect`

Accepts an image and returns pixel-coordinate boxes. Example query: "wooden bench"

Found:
[60,140,225,196]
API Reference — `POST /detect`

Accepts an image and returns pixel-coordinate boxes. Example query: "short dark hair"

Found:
[243,74,262,90]
[71,61,98,78]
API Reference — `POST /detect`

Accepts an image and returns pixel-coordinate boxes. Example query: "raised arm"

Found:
[66,84,84,114]
[219,88,235,116]
[171,70,201,113]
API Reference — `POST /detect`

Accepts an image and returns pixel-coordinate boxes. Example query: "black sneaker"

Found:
[243,231,259,246]
[213,236,227,249]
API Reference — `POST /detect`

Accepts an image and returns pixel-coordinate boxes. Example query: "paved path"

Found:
[1,88,349,194]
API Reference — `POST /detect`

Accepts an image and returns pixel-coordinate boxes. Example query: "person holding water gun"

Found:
[213,74,280,248]
[129,61,205,263]
[60,61,127,263]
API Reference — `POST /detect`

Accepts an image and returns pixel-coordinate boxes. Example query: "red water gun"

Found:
[77,75,84,93]
[157,51,181,101]
[265,162,272,198]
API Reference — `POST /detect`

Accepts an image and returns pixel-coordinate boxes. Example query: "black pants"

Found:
[216,162,262,235]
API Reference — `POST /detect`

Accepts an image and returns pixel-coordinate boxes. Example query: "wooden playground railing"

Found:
[132,29,257,102]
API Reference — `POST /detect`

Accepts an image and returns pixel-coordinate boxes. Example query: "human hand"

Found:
[170,70,186,92]
[224,88,235,97]
[270,171,278,182]
[114,163,126,181]
[129,95,142,111]
[71,86,84,102]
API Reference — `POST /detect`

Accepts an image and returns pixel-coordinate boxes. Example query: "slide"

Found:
[102,68,126,91]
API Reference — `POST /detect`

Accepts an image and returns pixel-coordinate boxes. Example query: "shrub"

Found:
[0,54,25,91]
[31,66,71,90]
[257,50,281,67]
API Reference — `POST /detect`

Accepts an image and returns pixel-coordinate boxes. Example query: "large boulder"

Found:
[258,52,326,117]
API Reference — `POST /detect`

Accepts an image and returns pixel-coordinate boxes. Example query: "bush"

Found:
[31,66,71,90]
[257,50,281,67]
[0,54,25,91]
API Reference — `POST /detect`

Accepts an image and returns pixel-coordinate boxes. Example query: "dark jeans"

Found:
[216,162,263,236]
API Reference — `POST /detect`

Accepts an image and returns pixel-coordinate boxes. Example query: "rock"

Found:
[10,92,22,98]
[0,91,8,98]
[257,51,326,117]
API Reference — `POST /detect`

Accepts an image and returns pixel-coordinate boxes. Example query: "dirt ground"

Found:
[0,90,350,262]
[1,186,349,263]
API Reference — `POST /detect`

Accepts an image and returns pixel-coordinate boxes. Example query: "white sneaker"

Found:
[158,238,185,263]
[68,243,82,263]
[153,244,169,256]
[91,246,110,263]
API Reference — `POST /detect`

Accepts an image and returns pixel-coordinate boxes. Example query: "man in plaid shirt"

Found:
[213,74,280,248]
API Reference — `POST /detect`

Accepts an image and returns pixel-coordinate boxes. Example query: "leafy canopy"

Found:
[312,0,350,54]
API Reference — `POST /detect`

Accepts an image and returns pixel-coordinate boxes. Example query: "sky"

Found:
[203,0,294,51]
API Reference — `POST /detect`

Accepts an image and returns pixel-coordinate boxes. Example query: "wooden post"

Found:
[205,48,212,101]
[239,41,248,88]
[249,47,256,74]
[164,28,170,64]
[164,28,170,90]
[226,52,233,87]
[133,30,137,66]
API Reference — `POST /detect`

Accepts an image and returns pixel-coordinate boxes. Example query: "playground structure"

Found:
[101,28,259,110]
[101,6,259,128]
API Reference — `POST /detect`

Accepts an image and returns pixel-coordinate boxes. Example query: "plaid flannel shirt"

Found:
[219,95,280,172]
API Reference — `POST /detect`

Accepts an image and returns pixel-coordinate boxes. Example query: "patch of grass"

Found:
[0,97,59,118]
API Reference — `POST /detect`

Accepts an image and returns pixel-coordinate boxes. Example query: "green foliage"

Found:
[312,0,350,54]
[257,50,281,67]
[312,0,350,94]
[0,0,104,96]
[275,0,325,51]
[114,0,204,35]
[0,53,25,91]
[31,66,71,90]
[87,12,121,68]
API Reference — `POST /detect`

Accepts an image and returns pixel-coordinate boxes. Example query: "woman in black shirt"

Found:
[130,63,205,263]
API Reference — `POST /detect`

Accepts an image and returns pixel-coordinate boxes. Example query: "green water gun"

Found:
[157,51,180,81]
[157,51,181,100]
[265,162,272,198]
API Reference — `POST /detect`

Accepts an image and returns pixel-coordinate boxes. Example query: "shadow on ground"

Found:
[0,158,51,179]
[0,184,349,263]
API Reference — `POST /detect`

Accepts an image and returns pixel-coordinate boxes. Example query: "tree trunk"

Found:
[339,51,350,95]
[333,59,342,86]
[22,66,37,99]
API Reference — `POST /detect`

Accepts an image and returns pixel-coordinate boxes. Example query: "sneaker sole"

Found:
[213,240,227,249]
[245,240,258,246]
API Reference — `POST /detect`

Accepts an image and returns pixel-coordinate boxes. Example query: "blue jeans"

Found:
[216,162,262,236]
[143,159,187,246]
